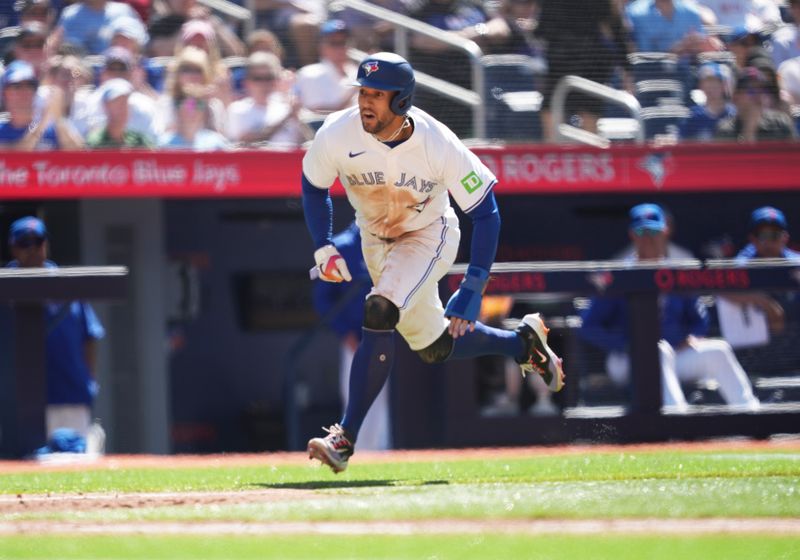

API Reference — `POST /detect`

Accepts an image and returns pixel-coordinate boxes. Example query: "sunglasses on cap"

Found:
[13,236,45,249]
[633,227,664,237]
[754,230,783,242]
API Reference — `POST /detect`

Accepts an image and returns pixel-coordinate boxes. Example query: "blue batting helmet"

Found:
[354,52,415,116]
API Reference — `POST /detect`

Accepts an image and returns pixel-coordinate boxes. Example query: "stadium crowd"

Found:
[0,0,799,148]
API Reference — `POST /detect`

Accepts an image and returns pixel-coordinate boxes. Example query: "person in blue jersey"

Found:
[579,203,760,412]
[302,52,565,473]
[680,62,736,141]
[720,206,800,338]
[0,60,83,150]
[6,217,105,451]
[52,0,142,55]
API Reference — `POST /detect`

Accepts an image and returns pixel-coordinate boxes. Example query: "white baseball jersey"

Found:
[303,106,496,240]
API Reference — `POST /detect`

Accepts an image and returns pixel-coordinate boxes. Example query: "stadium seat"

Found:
[640,105,690,139]
[634,79,684,108]
[481,54,545,142]
[628,52,679,83]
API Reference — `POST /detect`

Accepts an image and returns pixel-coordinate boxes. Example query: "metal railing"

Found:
[331,0,487,138]
[552,75,644,147]
[203,0,254,36]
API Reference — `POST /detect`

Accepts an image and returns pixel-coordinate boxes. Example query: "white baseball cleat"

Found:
[515,313,566,392]
[307,423,354,474]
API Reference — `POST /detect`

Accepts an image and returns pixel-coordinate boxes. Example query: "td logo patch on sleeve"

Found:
[460,171,483,193]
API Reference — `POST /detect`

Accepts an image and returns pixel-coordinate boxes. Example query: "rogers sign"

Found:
[478,152,616,186]
[654,269,751,291]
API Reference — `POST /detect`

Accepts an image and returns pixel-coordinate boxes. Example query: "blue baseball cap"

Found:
[320,19,349,37]
[630,203,667,232]
[1,60,38,88]
[9,216,47,244]
[749,206,787,232]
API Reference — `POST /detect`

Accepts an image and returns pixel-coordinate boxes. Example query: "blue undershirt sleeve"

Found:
[301,173,334,249]
[465,191,500,272]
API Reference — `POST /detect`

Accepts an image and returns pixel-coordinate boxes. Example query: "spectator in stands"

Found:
[579,203,761,412]
[225,51,311,147]
[482,0,543,57]
[779,56,800,105]
[36,53,95,137]
[538,0,629,142]
[680,61,736,140]
[7,22,49,75]
[293,19,357,114]
[149,0,246,58]
[696,0,782,31]
[107,14,149,56]
[176,19,233,105]
[252,0,324,68]
[86,77,152,147]
[145,11,184,57]
[156,45,226,133]
[724,27,767,70]
[720,206,800,336]
[157,88,230,150]
[771,0,800,67]
[122,0,150,22]
[246,29,285,58]
[52,0,144,55]
[6,216,106,454]
[312,221,392,451]
[625,0,721,56]
[94,46,159,139]
[715,66,796,141]
[0,60,83,150]
[15,0,56,30]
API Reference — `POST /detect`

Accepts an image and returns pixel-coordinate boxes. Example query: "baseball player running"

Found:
[302,52,565,473]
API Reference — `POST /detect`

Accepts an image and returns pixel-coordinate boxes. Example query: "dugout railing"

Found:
[0,267,128,457]
[432,258,800,447]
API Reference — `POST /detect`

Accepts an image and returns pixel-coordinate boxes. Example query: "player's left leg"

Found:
[415,315,565,392]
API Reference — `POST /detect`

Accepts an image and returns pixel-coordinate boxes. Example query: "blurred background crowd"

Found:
[1,0,799,150]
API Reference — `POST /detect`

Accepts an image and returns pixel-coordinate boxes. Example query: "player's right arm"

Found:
[302,124,351,283]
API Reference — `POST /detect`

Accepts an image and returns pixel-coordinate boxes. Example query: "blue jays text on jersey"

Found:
[344,170,437,194]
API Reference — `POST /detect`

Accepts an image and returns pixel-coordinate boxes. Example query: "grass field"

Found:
[1,443,799,559]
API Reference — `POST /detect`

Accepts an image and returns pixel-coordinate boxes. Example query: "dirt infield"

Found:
[1,438,799,536]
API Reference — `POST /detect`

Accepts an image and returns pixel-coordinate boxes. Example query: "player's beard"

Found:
[360,110,400,137]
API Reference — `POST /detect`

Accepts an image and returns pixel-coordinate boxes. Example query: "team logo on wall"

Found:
[637,153,674,188]
[363,61,379,76]
[587,271,614,293]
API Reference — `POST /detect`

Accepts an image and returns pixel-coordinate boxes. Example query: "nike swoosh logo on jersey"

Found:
[348,150,366,158]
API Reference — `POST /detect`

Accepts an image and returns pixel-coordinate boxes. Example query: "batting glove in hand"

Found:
[445,265,490,323]
[314,244,352,283]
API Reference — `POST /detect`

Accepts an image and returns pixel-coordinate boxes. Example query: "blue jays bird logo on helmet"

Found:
[354,52,416,116]
[363,61,379,76]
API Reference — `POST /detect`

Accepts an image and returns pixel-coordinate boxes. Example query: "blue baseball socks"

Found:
[340,328,395,441]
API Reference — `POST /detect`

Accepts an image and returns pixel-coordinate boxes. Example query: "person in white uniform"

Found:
[301,52,565,473]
